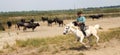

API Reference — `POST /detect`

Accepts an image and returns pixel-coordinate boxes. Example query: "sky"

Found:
[0,0,120,12]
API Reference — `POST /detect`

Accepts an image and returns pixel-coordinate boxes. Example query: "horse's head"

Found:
[63,22,78,35]
[63,24,70,35]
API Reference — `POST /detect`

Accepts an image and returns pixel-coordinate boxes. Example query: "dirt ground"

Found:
[0,17,120,55]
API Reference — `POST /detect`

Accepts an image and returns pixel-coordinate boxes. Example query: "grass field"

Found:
[0,27,120,55]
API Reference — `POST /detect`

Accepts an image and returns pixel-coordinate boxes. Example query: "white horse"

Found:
[63,22,101,47]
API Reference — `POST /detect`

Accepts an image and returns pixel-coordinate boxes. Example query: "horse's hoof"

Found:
[85,45,90,48]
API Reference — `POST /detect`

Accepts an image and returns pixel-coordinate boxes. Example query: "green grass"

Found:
[99,27,120,42]
[16,34,78,47]
[16,34,82,53]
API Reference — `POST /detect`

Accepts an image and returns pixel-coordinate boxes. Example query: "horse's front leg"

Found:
[79,36,86,45]
[79,36,90,48]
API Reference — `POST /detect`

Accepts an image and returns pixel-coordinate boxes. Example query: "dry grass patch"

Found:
[15,27,120,53]
[1,27,120,55]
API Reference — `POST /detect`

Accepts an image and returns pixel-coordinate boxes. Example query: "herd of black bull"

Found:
[0,17,64,31]
[0,14,103,31]
[5,19,40,31]
[41,17,64,26]
[16,19,40,31]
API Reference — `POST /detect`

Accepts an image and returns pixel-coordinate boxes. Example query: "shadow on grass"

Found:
[69,45,89,51]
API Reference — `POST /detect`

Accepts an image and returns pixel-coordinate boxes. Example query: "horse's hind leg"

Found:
[93,34,99,45]
[79,36,90,47]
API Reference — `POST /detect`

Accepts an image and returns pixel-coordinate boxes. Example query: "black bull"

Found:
[89,14,103,20]
[23,23,40,31]
[47,18,64,27]
[41,17,48,22]
[7,21,12,29]
[17,22,40,31]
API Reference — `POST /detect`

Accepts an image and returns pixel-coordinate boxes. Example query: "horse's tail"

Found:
[94,24,100,30]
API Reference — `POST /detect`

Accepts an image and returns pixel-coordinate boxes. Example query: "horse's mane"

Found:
[72,21,78,26]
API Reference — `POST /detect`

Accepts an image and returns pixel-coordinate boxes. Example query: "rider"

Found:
[76,11,86,36]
